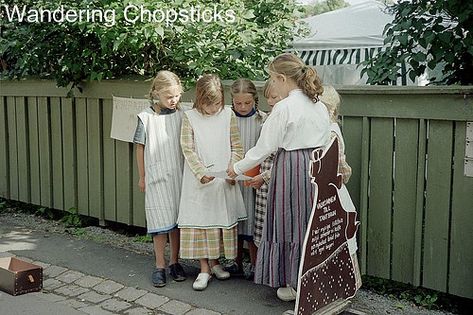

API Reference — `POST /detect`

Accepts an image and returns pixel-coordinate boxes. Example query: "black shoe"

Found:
[169,263,187,282]
[224,262,244,277]
[152,268,166,287]
[244,266,255,281]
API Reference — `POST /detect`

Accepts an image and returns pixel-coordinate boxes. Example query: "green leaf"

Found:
[242,9,256,20]
[398,33,408,46]
[413,53,427,62]
[155,26,164,38]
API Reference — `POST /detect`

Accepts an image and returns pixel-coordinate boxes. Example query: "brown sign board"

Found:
[295,138,361,315]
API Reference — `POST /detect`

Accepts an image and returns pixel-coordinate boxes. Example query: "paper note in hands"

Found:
[206,171,252,181]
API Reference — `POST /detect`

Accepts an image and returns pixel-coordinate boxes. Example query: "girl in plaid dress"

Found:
[178,74,247,291]
[246,80,282,247]
[229,79,266,278]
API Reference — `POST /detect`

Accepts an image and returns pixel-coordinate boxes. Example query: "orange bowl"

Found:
[244,165,260,177]
[243,165,260,186]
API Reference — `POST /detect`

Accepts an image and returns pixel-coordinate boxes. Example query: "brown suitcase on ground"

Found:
[0,257,43,295]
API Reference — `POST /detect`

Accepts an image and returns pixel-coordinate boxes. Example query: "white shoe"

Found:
[211,264,230,280]
[193,273,211,291]
[277,286,297,301]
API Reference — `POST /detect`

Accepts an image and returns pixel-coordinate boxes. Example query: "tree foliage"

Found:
[361,0,473,85]
[0,0,305,87]
[302,0,349,17]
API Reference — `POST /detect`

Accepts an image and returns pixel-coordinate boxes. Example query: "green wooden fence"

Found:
[1,80,472,299]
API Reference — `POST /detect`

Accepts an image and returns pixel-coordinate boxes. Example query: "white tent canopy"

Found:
[293,0,392,50]
[291,1,416,85]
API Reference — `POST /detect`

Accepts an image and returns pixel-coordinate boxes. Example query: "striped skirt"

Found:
[254,148,315,289]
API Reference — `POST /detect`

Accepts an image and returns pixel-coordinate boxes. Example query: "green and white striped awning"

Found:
[297,47,413,85]
[299,47,383,66]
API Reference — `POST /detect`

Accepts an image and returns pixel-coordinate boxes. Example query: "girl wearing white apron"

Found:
[178,74,247,291]
[134,71,187,287]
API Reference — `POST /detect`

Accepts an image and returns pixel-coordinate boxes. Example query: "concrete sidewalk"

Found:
[0,225,293,315]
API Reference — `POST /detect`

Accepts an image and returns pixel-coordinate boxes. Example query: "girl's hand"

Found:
[247,174,264,189]
[138,176,145,192]
[225,179,236,185]
[227,166,237,179]
[200,175,215,184]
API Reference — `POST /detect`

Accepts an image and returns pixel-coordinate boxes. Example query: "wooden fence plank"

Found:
[76,98,89,216]
[423,120,453,292]
[102,99,117,222]
[392,119,418,284]
[16,97,30,203]
[6,97,19,200]
[341,117,362,212]
[87,99,103,220]
[62,97,77,211]
[132,145,146,228]
[367,118,394,278]
[413,119,427,286]
[342,116,366,272]
[359,117,370,274]
[448,122,473,299]
[27,97,41,205]
[115,141,132,225]
[37,97,52,207]
[0,97,9,198]
[50,97,64,210]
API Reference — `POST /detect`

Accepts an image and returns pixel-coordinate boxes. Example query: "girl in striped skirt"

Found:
[228,53,331,301]
[134,71,187,287]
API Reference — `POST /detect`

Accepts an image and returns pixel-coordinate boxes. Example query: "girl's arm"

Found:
[180,114,208,181]
[136,144,146,192]
[232,109,286,175]
[133,117,146,192]
[229,113,244,165]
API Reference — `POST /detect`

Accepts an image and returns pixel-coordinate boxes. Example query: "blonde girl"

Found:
[133,70,187,287]
[228,78,267,279]
[178,74,247,291]
[319,85,352,183]
[319,85,362,290]
[228,53,331,301]
[247,80,282,247]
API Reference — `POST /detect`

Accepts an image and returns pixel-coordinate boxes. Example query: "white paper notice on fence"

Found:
[111,96,150,142]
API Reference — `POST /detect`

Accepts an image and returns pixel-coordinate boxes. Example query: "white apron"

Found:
[235,111,266,237]
[138,107,184,233]
[178,108,247,229]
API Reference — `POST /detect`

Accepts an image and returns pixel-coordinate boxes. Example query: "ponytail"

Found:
[298,66,324,103]
[269,53,324,104]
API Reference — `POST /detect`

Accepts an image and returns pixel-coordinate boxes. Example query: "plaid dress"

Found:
[253,152,276,247]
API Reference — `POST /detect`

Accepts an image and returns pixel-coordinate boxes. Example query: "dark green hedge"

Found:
[0,0,306,87]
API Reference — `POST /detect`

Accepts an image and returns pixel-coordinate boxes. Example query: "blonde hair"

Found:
[148,70,183,113]
[319,85,341,122]
[193,74,224,115]
[230,78,263,122]
[268,53,323,103]
[263,79,277,99]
